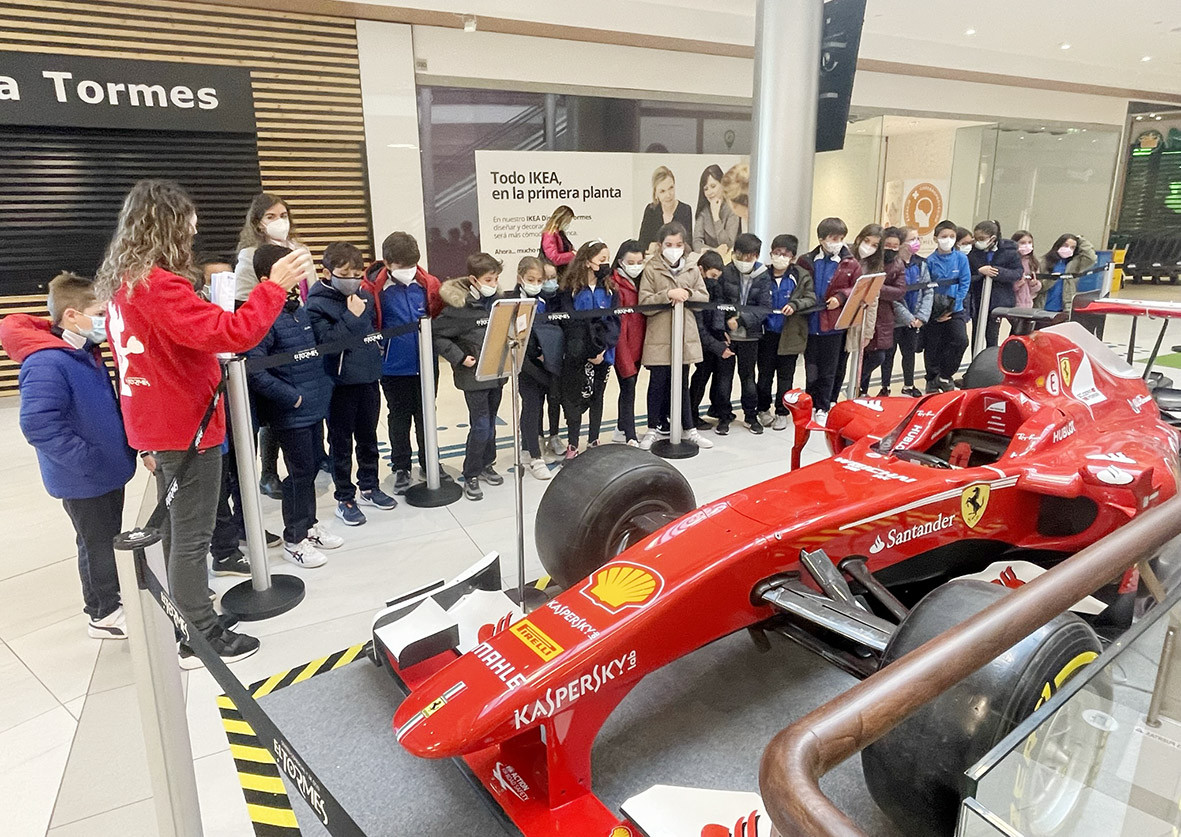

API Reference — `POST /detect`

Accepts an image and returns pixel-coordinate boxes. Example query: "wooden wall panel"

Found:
[0,0,373,395]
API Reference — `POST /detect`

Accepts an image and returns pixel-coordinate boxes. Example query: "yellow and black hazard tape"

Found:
[217,643,369,837]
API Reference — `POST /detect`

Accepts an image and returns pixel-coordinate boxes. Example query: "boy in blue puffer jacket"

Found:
[306,242,397,527]
[247,245,341,569]
[0,273,135,640]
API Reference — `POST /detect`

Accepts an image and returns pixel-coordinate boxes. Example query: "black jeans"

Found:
[859,349,889,393]
[616,370,638,442]
[883,324,920,389]
[62,487,125,620]
[463,386,504,479]
[259,424,279,479]
[924,315,969,383]
[272,424,320,544]
[726,340,760,422]
[328,381,381,502]
[804,333,844,412]
[566,361,611,448]
[211,450,244,560]
[546,375,562,438]
[757,331,797,414]
[519,374,546,459]
[647,365,694,432]
[689,353,735,421]
[155,449,221,635]
[381,375,426,474]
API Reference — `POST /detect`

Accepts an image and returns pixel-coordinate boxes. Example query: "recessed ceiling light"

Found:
[1136,115,1144,120]
[965,28,976,35]
[1142,56,1153,62]
[1059,42,1071,50]
[1150,113,1157,118]
[1156,116,1163,120]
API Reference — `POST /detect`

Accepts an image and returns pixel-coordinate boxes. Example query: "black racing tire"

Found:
[534,445,695,590]
[963,345,1003,389]
[862,580,1101,837]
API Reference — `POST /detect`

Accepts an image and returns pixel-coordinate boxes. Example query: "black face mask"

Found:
[883,248,899,264]
[593,263,611,281]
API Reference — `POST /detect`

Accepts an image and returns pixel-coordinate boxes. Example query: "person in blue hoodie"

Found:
[306,242,397,527]
[0,273,135,639]
[923,220,973,393]
[247,245,341,568]
[717,232,773,434]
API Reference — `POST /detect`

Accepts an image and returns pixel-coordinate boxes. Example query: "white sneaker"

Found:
[639,429,667,451]
[813,410,828,427]
[283,539,328,568]
[626,439,640,448]
[772,414,790,431]
[307,523,343,550]
[528,458,552,480]
[685,428,714,449]
[88,606,127,640]
[547,435,565,457]
[757,410,775,427]
[611,429,627,444]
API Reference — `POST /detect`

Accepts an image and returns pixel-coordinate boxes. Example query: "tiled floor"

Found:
[2,285,1177,836]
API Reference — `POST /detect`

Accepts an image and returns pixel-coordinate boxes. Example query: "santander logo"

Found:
[869,535,886,554]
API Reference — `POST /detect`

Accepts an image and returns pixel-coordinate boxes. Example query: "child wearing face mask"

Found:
[956,228,974,257]
[362,232,443,495]
[539,262,566,457]
[0,272,136,640]
[1036,234,1096,313]
[514,257,560,478]
[717,233,773,434]
[612,240,647,445]
[798,217,862,421]
[881,227,932,398]
[247,245,341,569]
[923,220,972,393]
[967,220,1023,348]
[1011,231,1043,309]
[307,242,396,527]
[832,224,884,404]
[688,250,733,433]
[767,235,816,428]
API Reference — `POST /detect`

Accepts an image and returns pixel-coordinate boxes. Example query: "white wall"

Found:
[356,20,428,261]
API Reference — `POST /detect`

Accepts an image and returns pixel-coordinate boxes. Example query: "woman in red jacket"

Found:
[612,239,647,445]
[540,205,576,269]
[95,179,309,666]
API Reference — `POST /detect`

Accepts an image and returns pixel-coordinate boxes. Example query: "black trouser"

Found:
[647,365,693,432]
[831,346,850,406]
[924,315,969,383]
[381,375,426,474]
[616,370,639,442]
[545,375,562,438]
[804,333,844,412]
[259,424,279,479]
[883,324,919,389]
[859,349,888,393]
[211,450,243,561]
[155,449,221,635]
[463,386,503,480]
[566,361,611,448]
[756,331,797,414]
[328,381,380,502]
[62,487,125,621]
[724,340,759,422]
[519,374,546,459]
[272,424,320,544]
[689,353,734,421]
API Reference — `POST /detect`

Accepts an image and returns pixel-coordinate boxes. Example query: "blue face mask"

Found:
[541,279,559,293]
[79,314,107,345]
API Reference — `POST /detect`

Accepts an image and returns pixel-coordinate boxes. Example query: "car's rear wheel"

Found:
[535,446,696,589]
[963,345,1003,388]
[861,579,1102,837]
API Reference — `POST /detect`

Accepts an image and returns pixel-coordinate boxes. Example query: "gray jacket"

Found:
[693,201,740,252]
[892,258,934,325]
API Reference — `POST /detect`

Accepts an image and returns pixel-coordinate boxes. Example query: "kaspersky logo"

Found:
[868,512,956,554]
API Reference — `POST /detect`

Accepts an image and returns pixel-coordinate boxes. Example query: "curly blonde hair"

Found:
[95,180,196,301]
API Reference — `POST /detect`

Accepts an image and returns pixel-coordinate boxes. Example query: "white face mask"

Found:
[770,254,792,271]
[936,237,956,253]
[263,217,290,242]
[620,262,645,279]
[734,258,755,275]
[958,244,973,254]
[823,240,845,256]
[1017,242,1034,256]
[478,283,498,298]
[974,238,993,251]
[662,246,684,265]
[390,266,416,285]
[858,242,877,259]
[521,281,543,296]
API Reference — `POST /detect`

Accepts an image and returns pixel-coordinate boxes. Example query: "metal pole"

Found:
[418,87,436,237]
[113,530,203,837]
[509,336,528,609]
[1145,624,1177,728]
[973,273,994,356]
[406,316,463,507]
[669,300,685,445]
[544,93,558,150]
[220,359,304,620]
[846,314,863,401]
[749,0,824,240]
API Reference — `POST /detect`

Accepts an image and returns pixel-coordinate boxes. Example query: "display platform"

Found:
[243,630,901,836]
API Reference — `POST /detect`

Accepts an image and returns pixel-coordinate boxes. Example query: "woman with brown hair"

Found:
[638,166,694,254]
[233,192,311,302]
[540,204,576,268]
[96,179,310,666]
[693,164,739,255]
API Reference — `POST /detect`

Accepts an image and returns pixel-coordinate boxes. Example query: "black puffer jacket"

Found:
[968,238,1024,311]
[246,299,334,430]
[304,281,382,385]
[433,278,502,391]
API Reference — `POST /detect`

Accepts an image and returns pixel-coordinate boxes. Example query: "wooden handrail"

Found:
[760,494,1181,837]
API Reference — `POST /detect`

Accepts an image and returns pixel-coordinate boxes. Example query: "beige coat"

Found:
[639,257,709,366]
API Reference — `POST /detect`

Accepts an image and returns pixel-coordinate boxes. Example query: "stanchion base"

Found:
[404,480,464,508]
[651,440,699,460]
[221,574,305,621]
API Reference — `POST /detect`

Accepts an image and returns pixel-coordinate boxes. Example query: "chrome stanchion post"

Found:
[113,529,203,837]
[406,316,463,507]
[652,300,698,459]
[507,333,543,610]
[219,357,304,620]
[846,306,865,402]
[973,273,994,357]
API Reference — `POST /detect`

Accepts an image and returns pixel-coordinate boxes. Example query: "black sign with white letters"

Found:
[0,52,254,132]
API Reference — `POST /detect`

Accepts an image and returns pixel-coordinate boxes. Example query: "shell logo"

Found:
[609,827,634,837]
[581,562,665,614]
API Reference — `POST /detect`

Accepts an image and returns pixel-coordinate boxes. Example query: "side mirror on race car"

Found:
[782,389,813,471]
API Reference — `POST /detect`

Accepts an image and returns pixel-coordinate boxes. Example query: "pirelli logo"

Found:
[509,619,564,661]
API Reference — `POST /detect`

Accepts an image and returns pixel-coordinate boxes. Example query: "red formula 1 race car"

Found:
[372,320,1179,837]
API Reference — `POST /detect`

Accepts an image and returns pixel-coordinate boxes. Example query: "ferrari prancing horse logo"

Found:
[961,484,990,529]
[1059,356,1073,388]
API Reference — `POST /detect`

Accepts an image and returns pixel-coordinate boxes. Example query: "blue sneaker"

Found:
[335,500,367,526]
[358,487,398,510]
